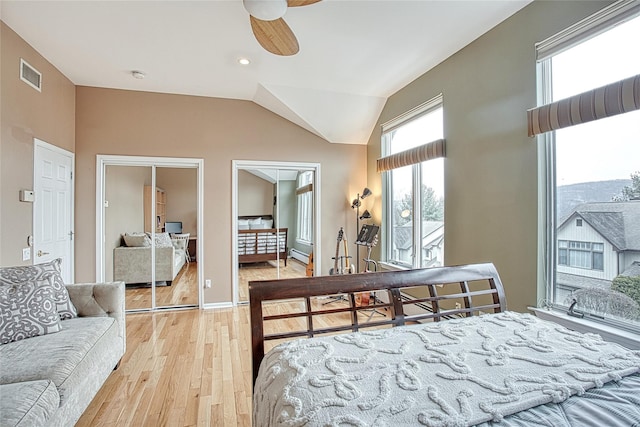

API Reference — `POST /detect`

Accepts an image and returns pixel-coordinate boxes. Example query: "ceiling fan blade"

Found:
[250,16,299,56]
[288,0,321,7]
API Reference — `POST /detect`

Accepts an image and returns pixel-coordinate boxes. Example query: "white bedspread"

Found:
[253,312,640,427]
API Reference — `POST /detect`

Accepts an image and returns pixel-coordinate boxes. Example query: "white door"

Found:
[33,139,74,283]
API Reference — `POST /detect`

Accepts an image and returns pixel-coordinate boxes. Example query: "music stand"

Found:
[355,224,379,247]
[355,225,385,319]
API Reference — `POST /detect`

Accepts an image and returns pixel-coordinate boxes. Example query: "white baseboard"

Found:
[202,302,233,310]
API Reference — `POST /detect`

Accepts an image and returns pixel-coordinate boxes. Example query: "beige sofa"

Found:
[0,259,125,426]
[113,245,186,285]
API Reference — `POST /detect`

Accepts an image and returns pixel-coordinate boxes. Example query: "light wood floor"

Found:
[237,258,307,302]
[78,259,319,426]
[125,262,199,310]
[76,297,370,426]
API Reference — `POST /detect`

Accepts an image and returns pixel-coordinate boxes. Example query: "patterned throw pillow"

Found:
[146,232,174,247]
[0,276,62,344]
[0,259,77,320]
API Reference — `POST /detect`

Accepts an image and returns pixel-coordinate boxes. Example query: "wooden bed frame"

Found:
[249,262,506,385]
[238,215,288,266]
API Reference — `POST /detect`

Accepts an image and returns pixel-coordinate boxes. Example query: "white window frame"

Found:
[296,171,313,245]
[537,0,640,337]
[381,95,444,269]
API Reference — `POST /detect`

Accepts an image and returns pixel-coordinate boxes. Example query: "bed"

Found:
[238,215,288,266]
[249,263,640,426]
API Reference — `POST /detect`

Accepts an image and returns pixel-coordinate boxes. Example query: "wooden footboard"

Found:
[249,262,506,385]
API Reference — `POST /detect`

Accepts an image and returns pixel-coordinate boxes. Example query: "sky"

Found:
[388,108,445,199]
[553,15,640,187]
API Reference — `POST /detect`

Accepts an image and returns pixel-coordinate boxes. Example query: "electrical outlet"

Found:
[205,279,212,288]
[22,248,31,261]
[454,302,462,310]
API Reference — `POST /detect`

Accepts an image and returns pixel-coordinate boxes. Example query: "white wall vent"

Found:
[20,59,42,92]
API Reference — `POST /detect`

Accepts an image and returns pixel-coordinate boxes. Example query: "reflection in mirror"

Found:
[237,167,313,302]
[105,165,153,311]
[155,167,199,309]
[105,165,199,312]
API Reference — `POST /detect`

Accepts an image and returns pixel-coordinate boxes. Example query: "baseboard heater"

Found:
[289,248,310,264]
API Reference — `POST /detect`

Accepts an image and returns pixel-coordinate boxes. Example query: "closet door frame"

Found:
[96,155,204,309]
[232,160,321,306]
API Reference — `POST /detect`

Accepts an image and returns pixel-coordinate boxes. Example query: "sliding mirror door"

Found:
[236,164,316,303]
[105,165,153,311]
[100,158,202,312]
[154,166,198,309]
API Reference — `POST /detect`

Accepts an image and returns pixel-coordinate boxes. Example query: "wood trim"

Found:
[249,262,507,385]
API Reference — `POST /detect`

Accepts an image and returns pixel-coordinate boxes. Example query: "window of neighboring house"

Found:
[296,171,313,244]
[558,240,604,271]
[381,95,444,268]
[538,4,640,329]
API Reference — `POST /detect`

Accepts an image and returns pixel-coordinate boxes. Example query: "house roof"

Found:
[556,272,612,291]
[559,201,640,251]
[621,261,640,278]
[395,220,443,250]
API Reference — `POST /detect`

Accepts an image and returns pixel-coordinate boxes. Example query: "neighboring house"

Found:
[556,201,640,300]
[394,220,444,267]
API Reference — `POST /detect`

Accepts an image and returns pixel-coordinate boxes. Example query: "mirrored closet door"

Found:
[235,162,318,304]
[100,159,202,312]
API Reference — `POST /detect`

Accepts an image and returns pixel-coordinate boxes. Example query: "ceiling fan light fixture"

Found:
[243,0,287,21]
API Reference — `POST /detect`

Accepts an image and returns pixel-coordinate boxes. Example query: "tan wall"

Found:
[75,87,366,304]
[0,22,76,266]
[238,170,273,217]
[104,166,151,281]
[366,1,611,312]
[277,180,297,250]
[157,167,198,236]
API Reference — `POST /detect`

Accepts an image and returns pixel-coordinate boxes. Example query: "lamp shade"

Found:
[361,188,372,199]
[243,0,287,21]
[359,210,371,220]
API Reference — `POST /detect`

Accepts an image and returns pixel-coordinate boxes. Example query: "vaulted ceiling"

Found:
[1,0,531,144]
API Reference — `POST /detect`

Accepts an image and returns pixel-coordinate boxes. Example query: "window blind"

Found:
[376,138,445,173]
[527,73,640,137]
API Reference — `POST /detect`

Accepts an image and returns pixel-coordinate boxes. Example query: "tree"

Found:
[613,171,640,201]
[393,185,444,225]
[421,185,444,221]
[612,274,640,308]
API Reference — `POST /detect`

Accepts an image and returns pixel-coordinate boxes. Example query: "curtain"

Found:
[376,138,445,173]
[527,73,640,137]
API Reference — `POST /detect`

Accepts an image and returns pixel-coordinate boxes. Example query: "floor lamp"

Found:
[351,187,371,272]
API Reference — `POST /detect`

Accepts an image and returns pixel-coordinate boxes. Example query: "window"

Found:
[558,240,604,271]
[296,171,313,244]
[539,4,640,329]
[381,96,444,268]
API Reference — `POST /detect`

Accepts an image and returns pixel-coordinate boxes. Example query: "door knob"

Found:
[37,250,50,257]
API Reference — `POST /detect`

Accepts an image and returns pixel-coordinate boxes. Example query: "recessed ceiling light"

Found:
[238,58,251,66]
[131,70,146,79]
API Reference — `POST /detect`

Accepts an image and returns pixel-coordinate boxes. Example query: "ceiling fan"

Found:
[243,0,321,56]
